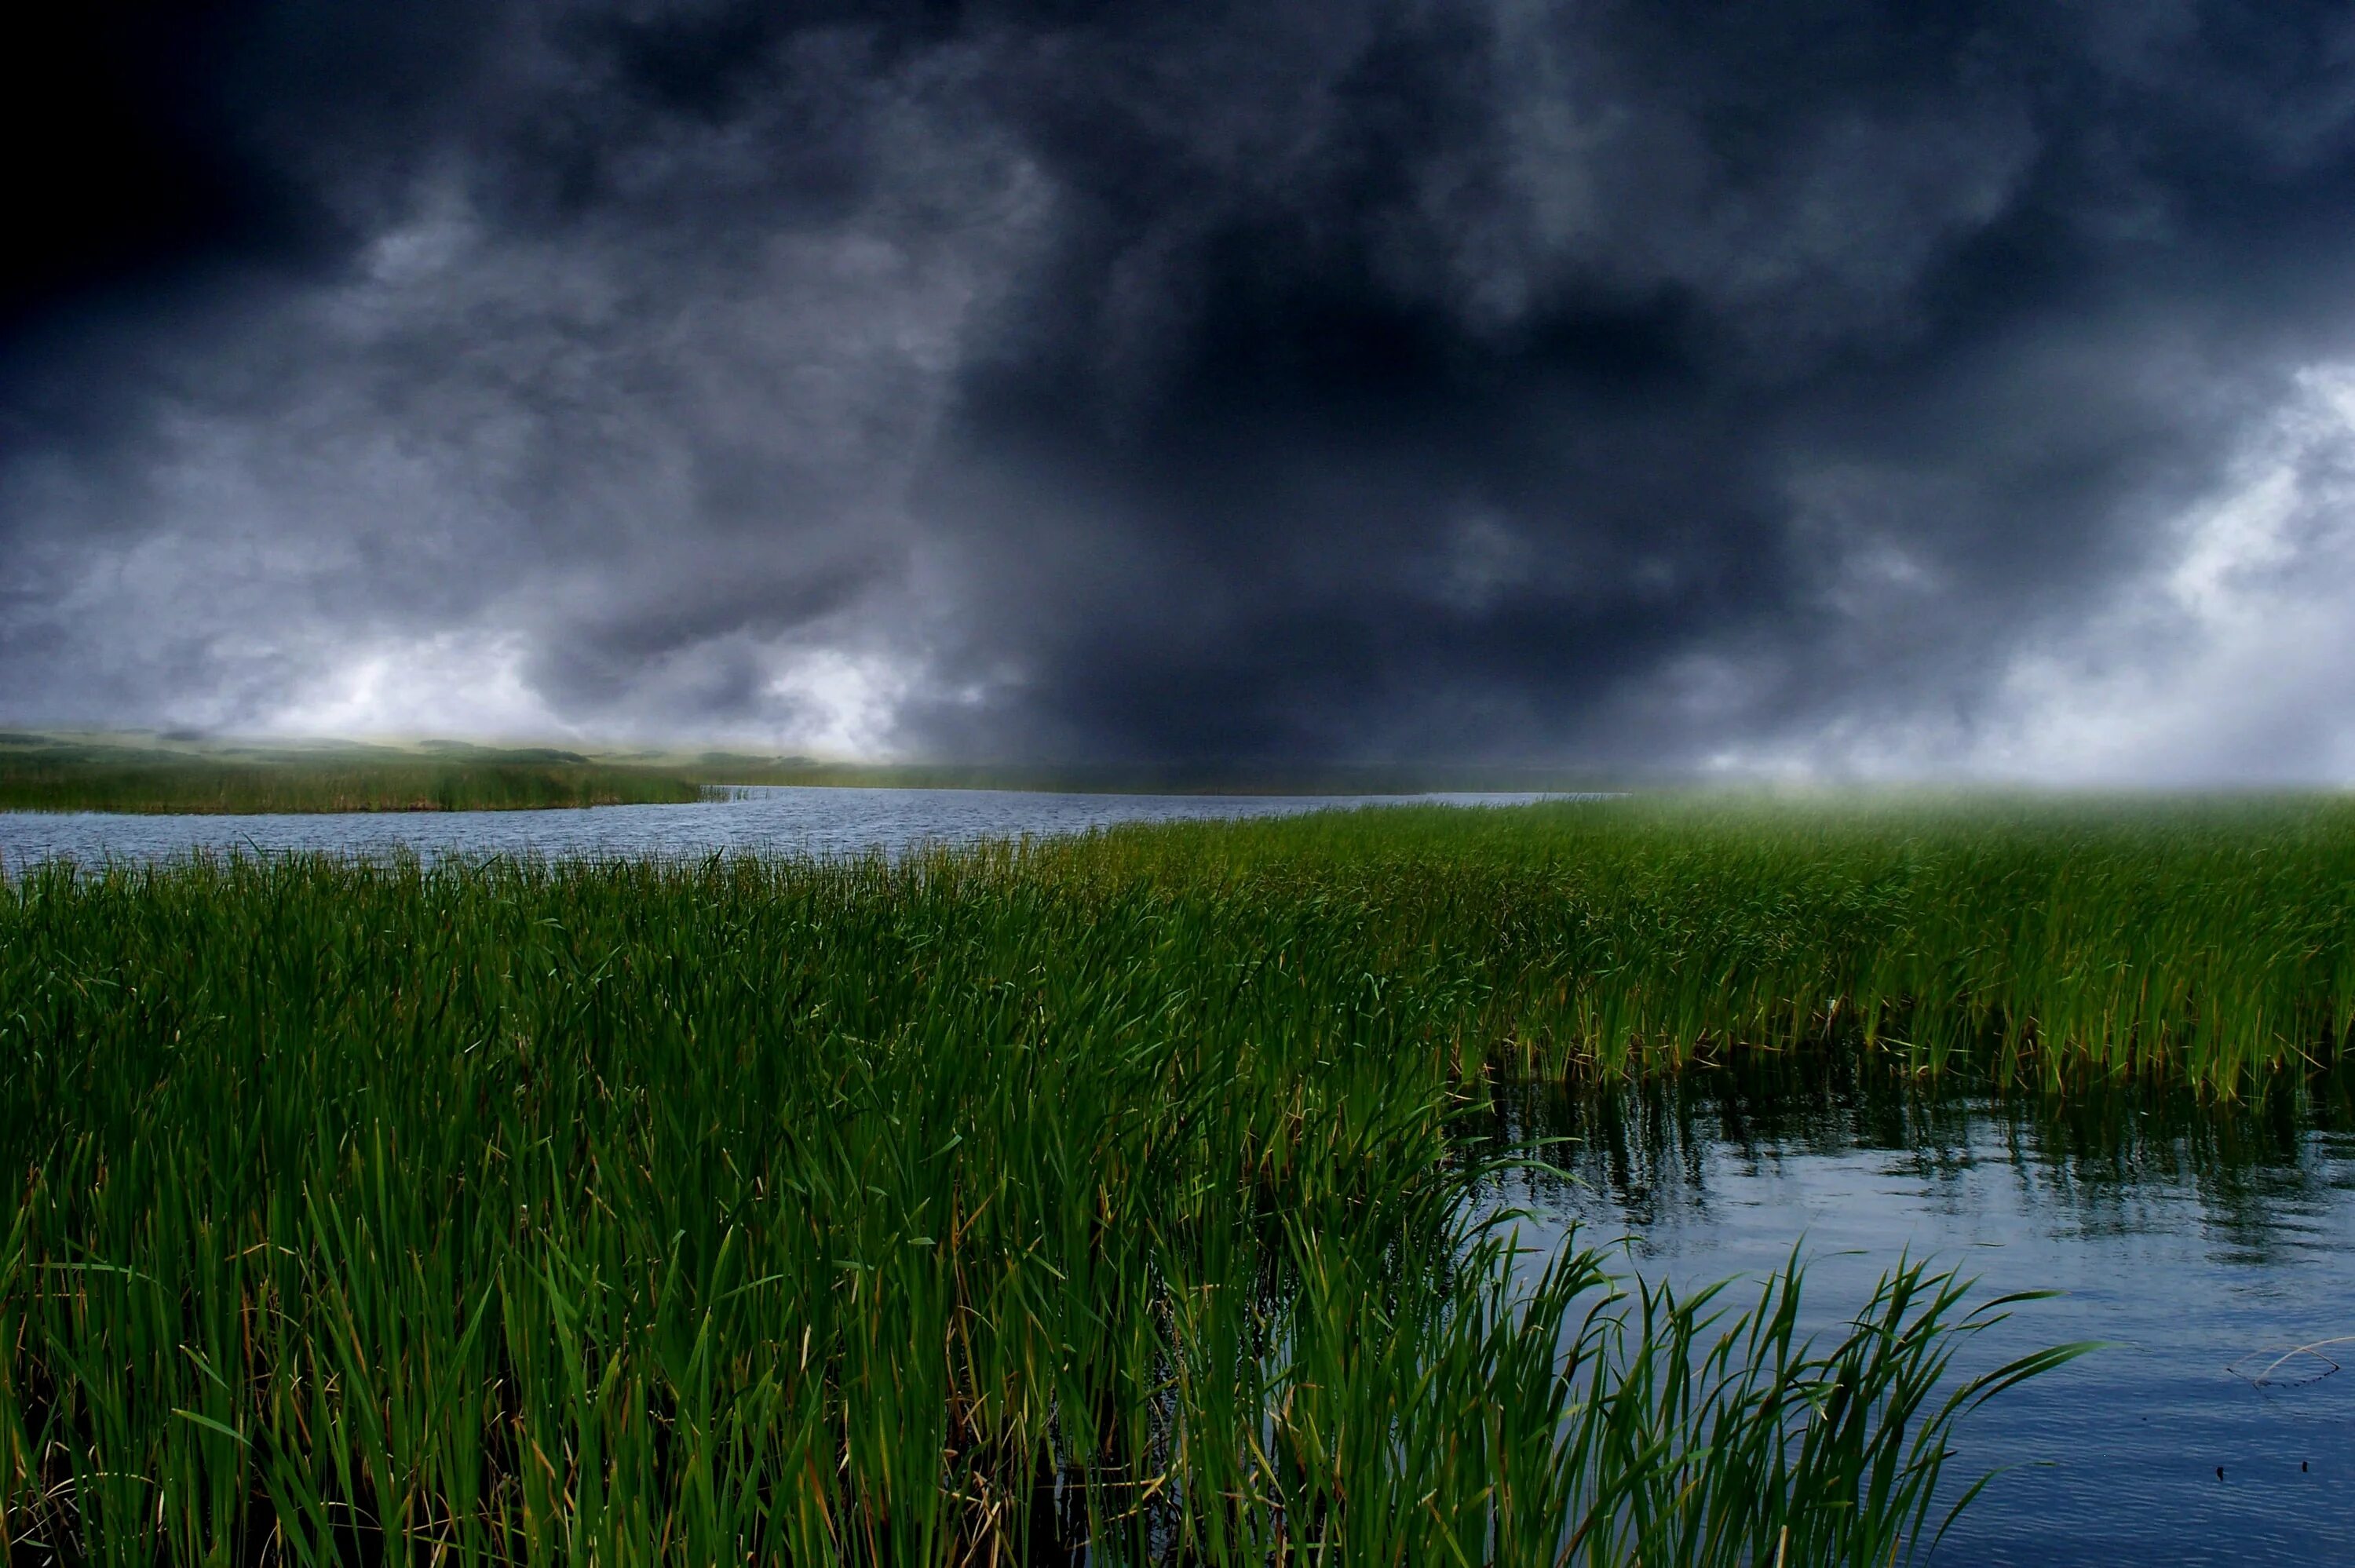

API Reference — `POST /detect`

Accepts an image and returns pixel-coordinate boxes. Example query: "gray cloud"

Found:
[8,1,2355,775]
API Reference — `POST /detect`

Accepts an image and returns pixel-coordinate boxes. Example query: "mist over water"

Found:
[1479,1067,2355,1566]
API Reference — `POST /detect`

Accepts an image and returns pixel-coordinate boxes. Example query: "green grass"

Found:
[1042,791,2355,1094]
[0,736,705,814]
[0,729,1635,808]
[17,790,2338,1561]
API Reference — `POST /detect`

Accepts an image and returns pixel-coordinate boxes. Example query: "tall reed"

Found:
[1017,792,2355,1093]
[0,815,2129,1563]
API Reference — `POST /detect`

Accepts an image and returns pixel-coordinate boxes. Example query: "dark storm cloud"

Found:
[9,2,2355,772]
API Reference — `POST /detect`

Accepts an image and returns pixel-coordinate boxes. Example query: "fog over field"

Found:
[9,2,2355,781]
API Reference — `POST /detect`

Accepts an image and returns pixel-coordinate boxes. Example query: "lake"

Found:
[1482,1064,2355,1566]
[0,783,1578,866]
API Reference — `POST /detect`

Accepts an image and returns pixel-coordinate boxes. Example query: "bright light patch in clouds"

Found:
[1718,365,2355,785]
[1970,365,2355,785]
[249,636,916,757]
[259,633,553,741]
[760,648,913,758]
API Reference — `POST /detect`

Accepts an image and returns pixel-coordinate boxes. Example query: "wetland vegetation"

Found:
[0,731,1630,814]
[5,794,2348,1562]
[0,735,703,815]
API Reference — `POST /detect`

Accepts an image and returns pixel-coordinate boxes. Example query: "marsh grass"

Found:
[1031,792,2355,1094]
[10,791,2331,1561]
[0,738,703,814]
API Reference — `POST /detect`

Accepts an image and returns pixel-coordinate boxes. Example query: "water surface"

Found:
[1484,1067,2355,1566]
[0,783,1570,866]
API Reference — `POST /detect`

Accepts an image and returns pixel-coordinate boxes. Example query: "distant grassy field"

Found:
[13,794,2339,1561]
[0,735,704,813]
[0,731,1627,813]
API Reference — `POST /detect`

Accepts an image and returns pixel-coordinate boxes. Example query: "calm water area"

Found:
[1485,1066,2355,1566]
[5,789,2350,1563]
[0,782,1571,866]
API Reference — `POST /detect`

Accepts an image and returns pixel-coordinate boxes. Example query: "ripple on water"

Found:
[0,784,1583,866]
[1477,1071,2355,1566]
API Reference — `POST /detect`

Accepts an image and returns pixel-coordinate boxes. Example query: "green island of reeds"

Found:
[0,735,704,815]
[16,791,2351,1563]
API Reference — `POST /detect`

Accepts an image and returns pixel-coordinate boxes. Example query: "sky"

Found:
[8,2,2355,781]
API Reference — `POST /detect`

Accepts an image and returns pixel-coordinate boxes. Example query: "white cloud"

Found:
[1964,364,2355,784]
[260,632,556,740]
[244,634,922,757]
[761,647,915,758]
[1722,363,2355,784]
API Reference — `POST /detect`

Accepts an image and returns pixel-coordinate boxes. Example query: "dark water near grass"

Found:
[1486,1067,2355,1566]
[0,782,1574,866]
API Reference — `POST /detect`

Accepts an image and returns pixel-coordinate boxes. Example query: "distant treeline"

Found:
[0,736,703,813]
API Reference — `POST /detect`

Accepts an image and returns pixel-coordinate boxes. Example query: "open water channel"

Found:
[1488,1067,2355,1566]
[0,782,1568,865]
[4,787,2347,1563]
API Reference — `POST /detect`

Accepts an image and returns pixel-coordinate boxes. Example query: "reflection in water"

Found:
[1473,1063,2355,1566]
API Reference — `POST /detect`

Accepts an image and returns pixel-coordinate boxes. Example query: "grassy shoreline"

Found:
[0,730,1641,811]
[0,737,704,814]
[12,795,2335,1560]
